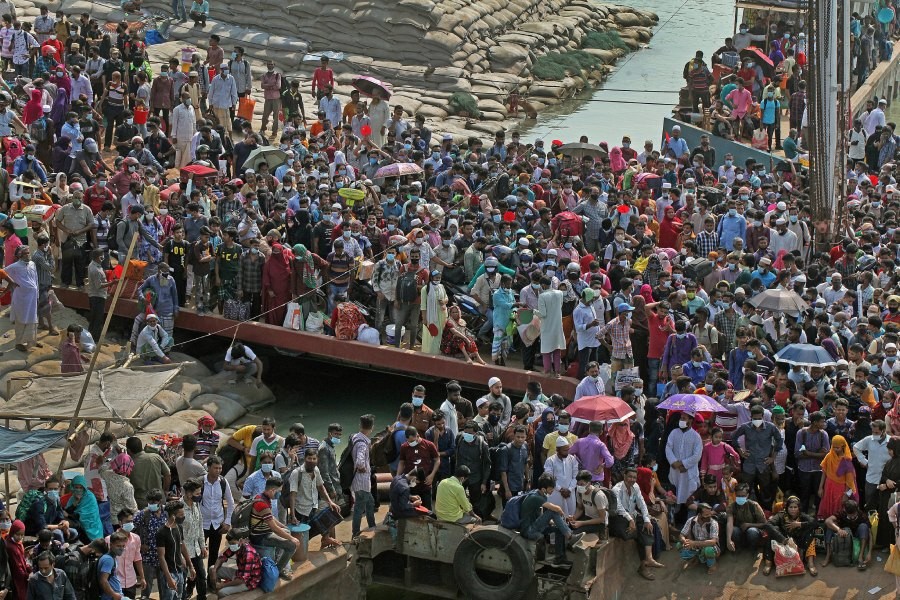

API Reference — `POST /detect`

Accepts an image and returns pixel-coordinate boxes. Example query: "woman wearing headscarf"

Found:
[100,453,137,524]
[420,268,448,355]
[64,474,103,543]
[441,304,485,364]
[49,172,69,204]
[817,434,858,519]
[885,394,900,435]
[533,408,558,484]
[762,495,818,576]
[290,243,328,327]
[877,437,900,548]
[51,136,72,174]
[657,206,683,251]
[608,146,627,174]
[22,89,43,125]
[5,519,28,600]
[262,242,293,326]
[49,86,69,136]
[632,293,651,387]
[608,420,638,482]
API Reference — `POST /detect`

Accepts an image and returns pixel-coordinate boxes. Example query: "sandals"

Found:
[807,563,818,577]
[762,561,773,576]
[858,561,868,571]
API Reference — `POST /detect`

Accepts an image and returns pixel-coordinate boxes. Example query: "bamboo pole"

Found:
[55,233,139,476]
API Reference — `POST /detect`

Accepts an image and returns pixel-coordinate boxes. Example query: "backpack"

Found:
[599,486,618,516]
[371,424,404,468]
[550,211,584,237]
[683,257,713,282]
[259,556,279,592]
[16,489,45,522]
[489,442,508,483]
[198,475,228,510]
[108,218,126,252]
[339,437,366,490]
[499,490,539,530]
[229,497,257,538]
[29,117,48,143]
[830,528,853,567]
[396,269,419,303]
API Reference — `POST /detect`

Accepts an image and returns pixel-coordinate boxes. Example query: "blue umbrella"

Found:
[774,343,837,367]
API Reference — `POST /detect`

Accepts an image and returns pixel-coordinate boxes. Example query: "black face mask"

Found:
[488,414,500,425]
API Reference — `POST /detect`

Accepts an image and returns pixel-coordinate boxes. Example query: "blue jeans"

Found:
[327,283,349,313]
[352,489,376,537]
[478,309,493,339]
[523,510,571,557]
[171,0,187,19]
[731,525,762,550]
[647,358,661,397]
[157,568,184,600]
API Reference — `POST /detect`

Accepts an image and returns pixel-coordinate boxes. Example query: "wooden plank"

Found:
[53,287,578,397]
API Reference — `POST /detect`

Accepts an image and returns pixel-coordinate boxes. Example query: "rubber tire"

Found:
[452,527,532,600]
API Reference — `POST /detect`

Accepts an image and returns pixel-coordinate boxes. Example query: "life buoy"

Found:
[452,526,533,600]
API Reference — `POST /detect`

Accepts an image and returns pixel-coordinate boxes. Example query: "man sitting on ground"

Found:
[209,530,262,596]
[679,502,721,574]
[725,482,767,553]
[822,498,871,569]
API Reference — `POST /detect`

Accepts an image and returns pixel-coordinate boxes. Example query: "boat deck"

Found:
[52,287,578,397]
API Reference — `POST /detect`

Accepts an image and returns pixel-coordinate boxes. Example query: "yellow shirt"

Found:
[232,424,257,469]
[543,431,578,453]
[435,476,471,523]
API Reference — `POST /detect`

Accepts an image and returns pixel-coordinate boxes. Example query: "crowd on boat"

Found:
[4,1,900,597]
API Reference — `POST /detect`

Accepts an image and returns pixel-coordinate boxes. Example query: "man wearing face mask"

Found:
[209,530,261,595]
[207,65,237,134]
[665,411,703,508]
[724,482,767,553]
[854,419,891,509]
[29,551,76,600]
[287,448,341,547]
[106,508,146,598]
[96,532,129,600]
[53,190,95,289]
[454,420,491,519]
[732,405,782,508]
[155,500,193,600]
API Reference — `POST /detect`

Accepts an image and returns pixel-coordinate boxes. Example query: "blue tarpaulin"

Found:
[0,427,66,464]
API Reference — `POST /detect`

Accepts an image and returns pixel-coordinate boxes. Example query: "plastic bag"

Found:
[870,510,880,542]
[886,544,900,576]
[306,311,325,334]
[772,539,805,577]
[283,302,302,330]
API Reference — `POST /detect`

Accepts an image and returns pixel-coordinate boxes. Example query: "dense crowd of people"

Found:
[3,2,900,598]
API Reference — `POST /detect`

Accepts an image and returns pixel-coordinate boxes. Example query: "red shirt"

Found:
[397,439,439,488]
[647,310,673,359]
[311,67,334,95]
[84,185,115,214]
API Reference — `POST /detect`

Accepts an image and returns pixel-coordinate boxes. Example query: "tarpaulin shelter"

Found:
[0,427,66,464]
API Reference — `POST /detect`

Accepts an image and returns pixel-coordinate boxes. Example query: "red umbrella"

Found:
[739,47,775,78]
[568,395,635,424]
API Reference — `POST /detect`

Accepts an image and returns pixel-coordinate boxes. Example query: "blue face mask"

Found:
[692,360,703,368]
[47,490,60,501]
[557,424,569,434]
[735,496,748,506]
[652,464,658,472]
[330,437,341,446]
[148,504,160,512]
[274,491,282,500]
[462,432,475,443]
[412,397,424,407]
[492,214,502,223]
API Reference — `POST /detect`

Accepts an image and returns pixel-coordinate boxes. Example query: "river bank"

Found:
[50,0,657,143]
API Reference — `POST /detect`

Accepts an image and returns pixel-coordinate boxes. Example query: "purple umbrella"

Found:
[374,162,423,178]
[656,393,728,413]
[352,75,393,100]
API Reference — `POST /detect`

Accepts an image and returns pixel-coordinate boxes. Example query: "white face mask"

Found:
[752,419,764,427]
[576,485,587,495]
[678,420,688,429]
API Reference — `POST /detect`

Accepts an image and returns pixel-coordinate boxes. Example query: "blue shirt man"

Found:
[683,358,712,386]
[716,209,747,251]
[13,151,48,183]
[98,551,122,600]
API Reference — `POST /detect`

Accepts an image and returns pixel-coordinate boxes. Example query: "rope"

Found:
[168,180,482,349]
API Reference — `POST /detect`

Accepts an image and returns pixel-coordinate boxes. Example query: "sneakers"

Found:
[566,532,585,549]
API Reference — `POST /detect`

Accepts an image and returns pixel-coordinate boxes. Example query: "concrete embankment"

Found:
[54,0,657,141]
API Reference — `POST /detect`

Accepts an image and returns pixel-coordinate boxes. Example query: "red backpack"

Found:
[550,211,584,237]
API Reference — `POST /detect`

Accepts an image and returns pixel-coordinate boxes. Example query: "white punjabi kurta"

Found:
[665,427,703,505]
[537,289,566,353]
[543,453,579,516]
[5,259,39,324]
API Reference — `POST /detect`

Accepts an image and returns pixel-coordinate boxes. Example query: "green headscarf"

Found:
[293,244,317,289]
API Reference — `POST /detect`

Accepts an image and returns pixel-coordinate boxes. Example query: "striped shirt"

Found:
[350,432,372,493]
[599,318,633,359]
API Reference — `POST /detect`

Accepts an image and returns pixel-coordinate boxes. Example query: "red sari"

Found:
[262,246,292,326]
[657,216,683,250]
